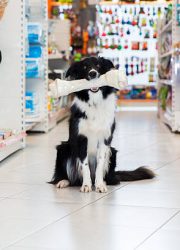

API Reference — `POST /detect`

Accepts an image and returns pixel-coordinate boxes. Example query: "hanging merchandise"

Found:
[97,3,167,100]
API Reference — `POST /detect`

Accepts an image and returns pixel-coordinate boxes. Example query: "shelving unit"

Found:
[25,0,71,132]
[158,1,180,132]
[0,0,26,161]
[25,0,49,132]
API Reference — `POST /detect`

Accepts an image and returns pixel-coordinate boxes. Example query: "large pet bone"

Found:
[49,69,127,98]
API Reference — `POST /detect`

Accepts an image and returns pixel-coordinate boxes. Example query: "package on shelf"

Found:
[51,4,73,19]
[26,59,44,78]
[177,4,180,26]
[26,45,42,58]
[25,91,40,115]
[27,23,42,44]
[158,55,172,80]
[160,32,172,54]
[0,0,8,20]
[158,85,172,111]
[0,129,12,141]
[117,86,157,100]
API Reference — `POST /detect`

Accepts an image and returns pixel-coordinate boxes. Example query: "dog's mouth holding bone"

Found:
[49,57,128,98]
[84,64,101,93]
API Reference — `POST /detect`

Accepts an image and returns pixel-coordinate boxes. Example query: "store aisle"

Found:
[0,112,180,250]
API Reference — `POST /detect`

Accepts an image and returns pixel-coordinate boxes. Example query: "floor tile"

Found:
[0,218,52,249]
[4,247,60,250]
[0,198,80,222]
[54,203,177,229]
[162,211,180,230]
[136,229,180,250]
[96,186,180,208]
[14,220,153,250]
[12,184,121,204]
[0,183,30,198]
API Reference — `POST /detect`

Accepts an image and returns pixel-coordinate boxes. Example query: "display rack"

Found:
[157,1,180,132]
[25,0,49,132]
[25,0,70,132]
[96,2,167,103]
[0,0,26,161]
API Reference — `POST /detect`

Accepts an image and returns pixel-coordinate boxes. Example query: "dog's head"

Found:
[66,57,114,94]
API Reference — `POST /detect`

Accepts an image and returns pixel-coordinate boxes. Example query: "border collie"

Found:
[49,57,154,193]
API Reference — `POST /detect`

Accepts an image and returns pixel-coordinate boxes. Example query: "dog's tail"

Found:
[115,167,155,182]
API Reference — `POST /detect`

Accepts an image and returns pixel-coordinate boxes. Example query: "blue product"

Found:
[26,92,35,113]
[26,60,39,78]
[26,46,42,58]
[27,24,42,44]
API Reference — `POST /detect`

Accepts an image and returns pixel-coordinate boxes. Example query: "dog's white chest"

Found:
[75,92,116,154]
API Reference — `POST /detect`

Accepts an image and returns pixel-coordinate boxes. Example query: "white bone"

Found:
[49,69,127,98]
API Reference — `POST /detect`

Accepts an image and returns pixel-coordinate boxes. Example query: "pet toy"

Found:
[49,69,127,98]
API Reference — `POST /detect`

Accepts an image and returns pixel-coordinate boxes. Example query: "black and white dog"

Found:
[49,57,154,193]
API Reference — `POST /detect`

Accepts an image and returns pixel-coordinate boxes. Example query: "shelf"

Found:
[0,132,26,149]
[128,83,157,87]
[0,132,26,161]
[159,79,173,86]
[0,141,23,162]
[48,53,63,60]
[50,2,72,6]
[25,122,37,131]
[159,20,172,35]
[163,111,173,128]
[98,1,169,6]
[160,50,173,58]
[25,115,45,123]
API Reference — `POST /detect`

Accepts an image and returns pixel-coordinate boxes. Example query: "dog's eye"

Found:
[84,66,87,69]
[97,64,100,69]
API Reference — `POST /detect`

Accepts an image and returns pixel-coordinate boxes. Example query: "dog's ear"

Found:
[66,62,81,80]
[98,57,114,72]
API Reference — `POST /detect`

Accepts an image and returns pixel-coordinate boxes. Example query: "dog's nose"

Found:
[88,71,97,79]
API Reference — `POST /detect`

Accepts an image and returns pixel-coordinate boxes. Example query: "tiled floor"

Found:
[0,111,180,250]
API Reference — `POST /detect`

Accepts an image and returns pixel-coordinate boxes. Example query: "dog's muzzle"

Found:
[88,70,100,92]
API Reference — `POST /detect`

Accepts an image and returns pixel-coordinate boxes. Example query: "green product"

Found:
[158,85,169,110]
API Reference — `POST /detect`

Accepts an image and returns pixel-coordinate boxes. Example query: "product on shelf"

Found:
[117,86,157,100]
[177,4,180,26]
[0,129,12,141]
[25,92,40,116]
[26,46,42,58]
[158,85,172,110]
[0,130,26,148]
[26,23,44,78]
[160,4,172,28]
[0,0,8,20]
[160,32,172,54]
[27,23,42,44]
[26,59,43,78]
[158,55,172,80]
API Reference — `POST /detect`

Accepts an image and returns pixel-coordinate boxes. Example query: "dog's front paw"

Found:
[80,184,92,193]
[56,180,70,189]
[95,182,108,193]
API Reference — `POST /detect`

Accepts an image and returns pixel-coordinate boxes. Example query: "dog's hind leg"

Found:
[49,142,70,187]
[56,179,70,189]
